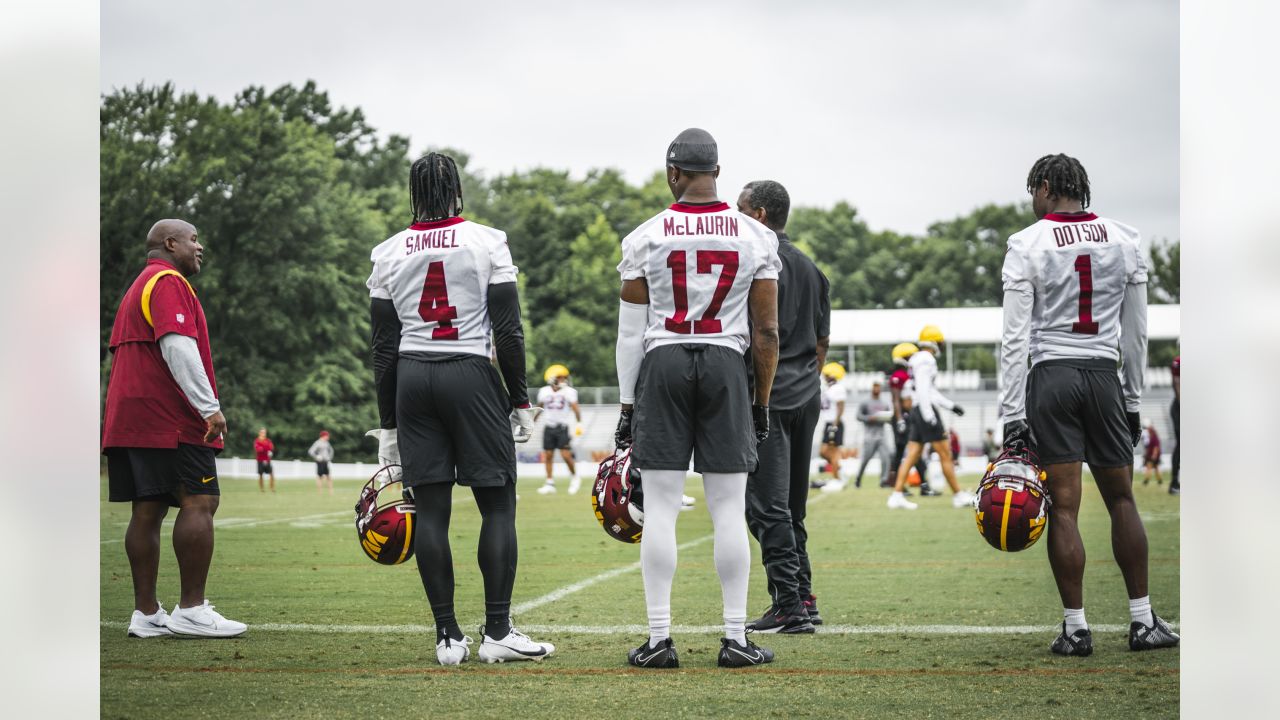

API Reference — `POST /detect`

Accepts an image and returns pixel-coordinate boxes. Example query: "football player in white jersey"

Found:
[887,326,972,510]
[535,364,583,495]
[614,128,782,668]
[367,152,554,666]
[815,363,848,490]
[1000,153,1178,656]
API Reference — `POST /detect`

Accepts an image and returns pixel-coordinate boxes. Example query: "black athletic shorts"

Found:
[257,460,273,474]
[821,421,844,446]
[632,343,756,473]
[1026,358,1132,467]
[396,354,516,488]
[106,444,219,506]
[907,405,947,444]
[316,461,330,476]
[543,424,571,451]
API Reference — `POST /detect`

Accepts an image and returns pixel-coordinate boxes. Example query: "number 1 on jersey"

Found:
[418,261,459,340]
[664,249,739,334]
[1071,254,1099,335]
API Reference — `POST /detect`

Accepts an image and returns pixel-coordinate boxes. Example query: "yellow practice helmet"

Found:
[821,362,846,381]
[919,325,944,344]
[544,364,570,383]
[892,342,918,363]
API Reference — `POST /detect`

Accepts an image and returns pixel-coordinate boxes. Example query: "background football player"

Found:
[814,363,848,491]
[536,364,583,495]
[886,327,971,510]
[1141,419,1164,486]
[852,378,895,489]
[367,152,554,666]
[614,128,781,668]
[1000,152,1178,656]
[888,343,930,493]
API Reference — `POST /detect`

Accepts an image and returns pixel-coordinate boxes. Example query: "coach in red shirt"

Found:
[102,219,245,638]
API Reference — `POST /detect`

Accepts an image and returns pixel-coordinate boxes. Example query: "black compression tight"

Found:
[411,481,518,641]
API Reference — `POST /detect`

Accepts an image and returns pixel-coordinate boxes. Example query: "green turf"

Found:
[101,472,1179,719]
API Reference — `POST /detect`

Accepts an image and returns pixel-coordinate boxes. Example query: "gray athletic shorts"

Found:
[1026,358,1131,468]
[396,354,516,488]
[632,343,757,473]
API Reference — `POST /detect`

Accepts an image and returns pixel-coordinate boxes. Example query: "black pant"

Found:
[1171,398,1180,488]
[411,481,518,640]
[746,391,820,613]
[890,421,929,488]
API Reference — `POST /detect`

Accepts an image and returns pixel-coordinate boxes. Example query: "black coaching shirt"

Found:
[747,233,831,411]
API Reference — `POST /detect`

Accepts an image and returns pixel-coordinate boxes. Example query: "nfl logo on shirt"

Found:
[176,313,185,323]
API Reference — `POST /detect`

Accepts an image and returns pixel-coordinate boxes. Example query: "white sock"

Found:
[1064,607,1087,635]
[704,472,750,644]
[1129,596,1153,627]
[639,469,685,644]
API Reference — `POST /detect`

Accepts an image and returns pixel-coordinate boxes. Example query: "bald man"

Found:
[102,219,245,638]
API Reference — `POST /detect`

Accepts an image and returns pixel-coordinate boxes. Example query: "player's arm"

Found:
[1119,278,1148,416]
[157,333,225,441]
[856,400,870,424]
[815,268,831,368]
[370,297,402,430]
[834,398,845,427]
[488,282,530,408]
[998,238,1034,426]
[571,401,582,423]
[617,278,650,411]
[748,278,780,406]
[816,335,830,371]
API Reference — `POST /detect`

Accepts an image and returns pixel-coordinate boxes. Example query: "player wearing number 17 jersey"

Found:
[1000,153,1177,657]
[614,128,782,669]
[367,152,553,666]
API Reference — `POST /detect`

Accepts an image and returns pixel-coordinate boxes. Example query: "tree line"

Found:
[100,82,1180,460]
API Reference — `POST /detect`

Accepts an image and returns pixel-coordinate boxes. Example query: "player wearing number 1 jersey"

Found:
[614,128,782,668]
[1000,153,1178,656]
[367,152,553,666]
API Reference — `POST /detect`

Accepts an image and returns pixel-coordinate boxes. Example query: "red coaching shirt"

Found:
[254,438,274,462]
[102,259,222,450]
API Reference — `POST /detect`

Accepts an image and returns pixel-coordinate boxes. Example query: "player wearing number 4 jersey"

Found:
[1000,153,1178,656]
[367,152,553,665]
[615,128,782,668]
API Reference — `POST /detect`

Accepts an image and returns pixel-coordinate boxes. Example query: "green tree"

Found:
[1147,240,1180,303]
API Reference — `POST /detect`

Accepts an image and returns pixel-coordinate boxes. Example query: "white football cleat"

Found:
[568,477,581,495]
[127,604,173,638]
[478,626,555,663]
[952,490,976,508]
[436,635,473,666]
[537,482,556,495]
[887,492,918,510]
[821,480,846,493]
[166,600,247,638]
[681,495,696,510]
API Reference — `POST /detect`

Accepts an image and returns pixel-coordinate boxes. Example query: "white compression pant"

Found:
[639,469,751,644]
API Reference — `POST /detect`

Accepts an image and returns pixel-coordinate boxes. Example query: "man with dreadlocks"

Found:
[367,151,554,666]
[1000,152,1179,657]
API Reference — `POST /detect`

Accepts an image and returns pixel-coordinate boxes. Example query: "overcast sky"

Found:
[102,0,1178,241]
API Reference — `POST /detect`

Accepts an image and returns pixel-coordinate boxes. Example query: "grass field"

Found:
[100,471,1180,719]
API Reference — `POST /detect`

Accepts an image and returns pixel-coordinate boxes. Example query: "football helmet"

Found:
[354,464,416,565]
[821,362,846,382]
[544,364,570,384]
[592,445,644,543]
[918,325,945,344]
[973,447,1050,552]
[891,342,918,366]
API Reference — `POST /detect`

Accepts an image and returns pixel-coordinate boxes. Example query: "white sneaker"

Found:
[821,480,846,493]
[436,635,473,666]
[166,600,247,638]
[478,626,555,663]
[568,477,581,495]
[887,492,918,510]
[681,495,696,510]
[537,483,556,495]
[127,604,174,638]
[952,490,976,508]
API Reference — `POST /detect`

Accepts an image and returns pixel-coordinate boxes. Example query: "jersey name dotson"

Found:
[663,215,740,237]
[405,228,459,254]
[1051,223,1109,248]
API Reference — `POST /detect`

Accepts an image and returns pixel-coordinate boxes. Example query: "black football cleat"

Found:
[717,637,775,668]
[1049,623,1093,657]
[628,637,679,668]
[1129,614,1180,651]
[802,595,823,626]
[747,606,815,634]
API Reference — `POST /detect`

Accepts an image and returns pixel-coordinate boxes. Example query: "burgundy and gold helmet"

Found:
[973,447,1050,552]
[354,465,415,565]
[591,446,644,543]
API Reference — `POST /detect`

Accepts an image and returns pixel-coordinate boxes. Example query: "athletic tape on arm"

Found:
[616,300,648,404]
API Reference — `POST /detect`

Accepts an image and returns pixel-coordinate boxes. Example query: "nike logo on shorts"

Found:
[201,476,215,484]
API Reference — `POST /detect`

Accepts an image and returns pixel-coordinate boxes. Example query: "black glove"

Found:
[615,408,634,449]
[1126,411,1142,448]
[952,404,965,417]
[752,404,770,445]
[1003,419,1035,451]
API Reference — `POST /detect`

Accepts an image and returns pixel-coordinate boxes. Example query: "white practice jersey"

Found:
[536,385,578,427]
[618,202,782,354]
[1000,212,1148,420]
[367,217,517,357]
[908,350,954,424]
[819,382,847,424]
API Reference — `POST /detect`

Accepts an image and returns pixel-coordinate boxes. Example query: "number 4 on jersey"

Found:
[418,261,459,340]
